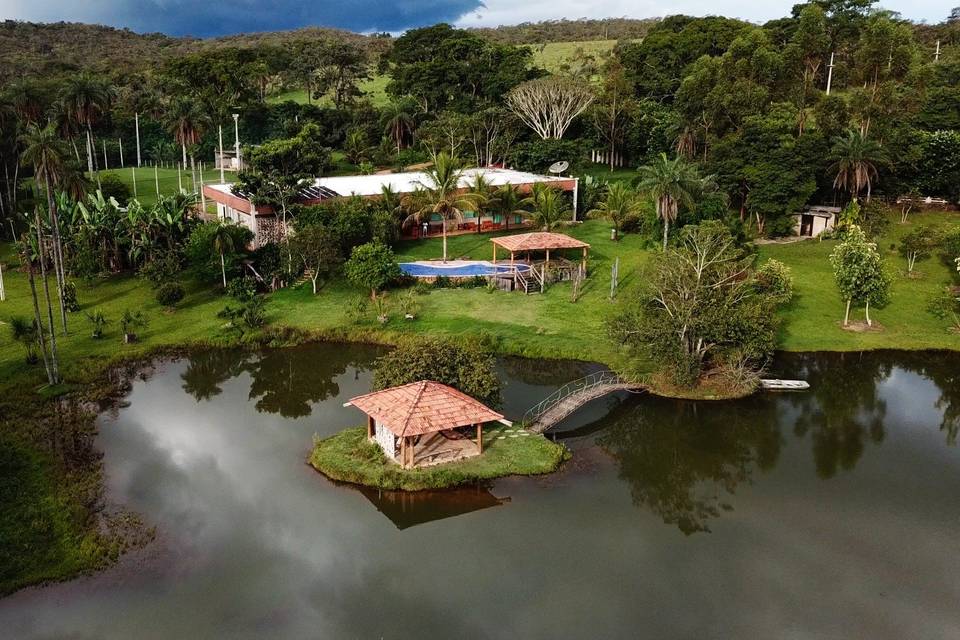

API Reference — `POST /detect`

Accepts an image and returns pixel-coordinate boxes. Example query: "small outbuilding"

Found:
[792,205,841,237]
[344,381,509,468]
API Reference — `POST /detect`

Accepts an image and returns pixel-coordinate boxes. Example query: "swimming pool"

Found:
[399,260,530,278]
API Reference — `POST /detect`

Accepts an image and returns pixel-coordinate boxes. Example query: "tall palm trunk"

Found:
[85,127,94,177]
[34,210,61,384]
[44,174,69,334]
[442,220,448,263]
[26,256,54,384]
[220,251,227,288]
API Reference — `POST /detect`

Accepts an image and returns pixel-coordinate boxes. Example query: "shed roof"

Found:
[345,381,505,437]
[491,232,590,252]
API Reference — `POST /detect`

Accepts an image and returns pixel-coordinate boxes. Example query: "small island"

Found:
[310,379,568,491]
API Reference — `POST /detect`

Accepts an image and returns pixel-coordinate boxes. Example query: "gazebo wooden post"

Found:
[492,244,497,264]
[546,249,551,269]
[476,423,483,454]
[400,435,407,467]
[367,415,374,439]
[581,247,588,273]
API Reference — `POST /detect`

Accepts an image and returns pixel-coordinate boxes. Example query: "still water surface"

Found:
[1,345,959,639]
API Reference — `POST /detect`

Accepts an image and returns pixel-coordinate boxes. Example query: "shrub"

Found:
[61,282,81,312]
[346,296,369,324]
[97,173,132,206]
[119,309,148,343]
[754,259,794,304]
[344,242,402,297]
[84,309,109,339]
[218,296,266,336]
[226,276,258,303]
[433,275,452,289]
[927,288,960,330]
[138,250,184,285]
[155,282,185,308]
[7,316,39,363]
[372,338,502,406]
[412,280,432,295]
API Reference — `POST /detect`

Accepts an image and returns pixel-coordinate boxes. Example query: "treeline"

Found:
[469,18,659,44]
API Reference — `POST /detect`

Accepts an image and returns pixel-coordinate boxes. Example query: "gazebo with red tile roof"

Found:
[345,381,508,468]
[491,232,590,272]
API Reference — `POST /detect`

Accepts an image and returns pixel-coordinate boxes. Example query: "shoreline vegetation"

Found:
[309,426,569,491]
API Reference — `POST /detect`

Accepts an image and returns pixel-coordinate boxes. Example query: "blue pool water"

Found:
[399,261,530,277]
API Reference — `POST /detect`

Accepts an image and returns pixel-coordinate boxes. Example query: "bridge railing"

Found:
[522,370,625,426]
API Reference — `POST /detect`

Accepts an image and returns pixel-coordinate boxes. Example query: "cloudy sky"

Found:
[0,0,954,37]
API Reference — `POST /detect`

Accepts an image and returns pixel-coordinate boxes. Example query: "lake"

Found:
[1,345,958,639]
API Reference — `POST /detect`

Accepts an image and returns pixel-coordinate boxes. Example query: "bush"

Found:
[97,173,132,206]
[62,282,81,312]
[754,259,794,304]
[185,222,253,283]
[138,250,184,285]
[346,296,369,324]
[433,275,452,289]
[218,296,266,335]
[344,242,402,297]
[155,282,185,308]
[226,276,258,303]
[372,337,502,406]
[507,139,587,173]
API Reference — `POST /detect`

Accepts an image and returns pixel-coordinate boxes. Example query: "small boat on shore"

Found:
[760,379,811,391]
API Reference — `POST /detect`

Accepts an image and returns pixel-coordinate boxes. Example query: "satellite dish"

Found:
[548,161,569,175]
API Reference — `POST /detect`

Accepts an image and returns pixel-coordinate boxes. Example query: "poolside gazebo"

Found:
[490,232,590,273]
[344,381,509,468]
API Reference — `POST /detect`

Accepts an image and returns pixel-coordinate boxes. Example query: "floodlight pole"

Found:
[825,52,835,95]
[219,125,225,184]
[233,114,241,171]
[119,138,124,168]
[135,112,142,167]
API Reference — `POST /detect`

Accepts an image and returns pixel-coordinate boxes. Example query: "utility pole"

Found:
[131,166,137,199]
[219,125,225,184]
[233,113,241,171]
[826,52,835,95]
[154,164,160,196]
[103,140,109,171]
[935,40,941,63]
[119,138,124,168]
[135,112,142,167]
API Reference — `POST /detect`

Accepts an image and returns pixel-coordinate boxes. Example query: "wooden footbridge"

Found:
[522,371,644,433]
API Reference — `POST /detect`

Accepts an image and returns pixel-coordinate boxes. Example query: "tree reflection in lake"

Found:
[596,397,782,535]
[180,349,250,402]
[180,345,379,418]
[783,352,890,479]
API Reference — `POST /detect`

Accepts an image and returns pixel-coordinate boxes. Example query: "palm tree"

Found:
[381,100,416,154]
[589,181,643,240]
[166,97,209,186]
[212,223,235,288]
[59,73,114,179]
[529,184,571,231]
[636,153,710,250]
[830,129,887,202]
[402,152,474,262]
[495,184,532,231]
[8,316,40,364]
[20,232,59,384]
[21,123,70,333]
[7,80,46,126]
[467,173,498,234]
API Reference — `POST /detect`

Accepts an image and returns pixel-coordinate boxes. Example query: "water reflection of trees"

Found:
[244,347,358,418]
[783,352,890,479]
[180,346,370,418]
[597,398,782,535]
[887,351,960,446]
[181,349,250,401]
[498,357,597,387]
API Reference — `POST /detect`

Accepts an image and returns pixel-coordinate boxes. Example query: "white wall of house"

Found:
[374,422,397,460]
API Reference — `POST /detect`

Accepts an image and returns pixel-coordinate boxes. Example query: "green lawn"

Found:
[525,39,629,72]
[101,166,225,209]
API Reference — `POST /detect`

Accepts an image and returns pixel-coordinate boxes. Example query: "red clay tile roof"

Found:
[347,381,504,437]
[491,232,590,253]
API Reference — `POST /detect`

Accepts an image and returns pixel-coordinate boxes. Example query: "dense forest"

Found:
[2,3,960,241]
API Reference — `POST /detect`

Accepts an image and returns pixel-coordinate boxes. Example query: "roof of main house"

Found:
[491,232,590,252]
[203,167,574,212]
[346,380,504,437]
